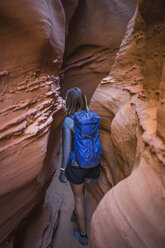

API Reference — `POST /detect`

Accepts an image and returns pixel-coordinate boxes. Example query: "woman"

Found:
[59,87,100,246]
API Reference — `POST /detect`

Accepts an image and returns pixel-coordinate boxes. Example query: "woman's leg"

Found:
[70,182,87,235]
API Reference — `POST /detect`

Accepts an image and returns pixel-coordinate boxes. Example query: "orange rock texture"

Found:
[0,0,65,246]
[90,0,165,247]
[61,0,137,101]
[1,0,165,247]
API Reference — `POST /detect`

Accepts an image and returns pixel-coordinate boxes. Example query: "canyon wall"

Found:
[61,0,137,101]
[90,0,165,247]
[0,1,65,246]
[1,0,165,247]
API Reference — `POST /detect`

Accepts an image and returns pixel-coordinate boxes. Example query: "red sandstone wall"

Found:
[0,1,65,246]
[90,0,165,247]
[1,0,165,247]
[61,0,137,101]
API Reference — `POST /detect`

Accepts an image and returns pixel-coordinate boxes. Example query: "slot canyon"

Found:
[0,0,165,247]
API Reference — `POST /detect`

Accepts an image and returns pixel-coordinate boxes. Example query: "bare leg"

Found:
[70,182,87,235]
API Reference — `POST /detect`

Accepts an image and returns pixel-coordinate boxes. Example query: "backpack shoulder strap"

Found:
[69,114,75,120]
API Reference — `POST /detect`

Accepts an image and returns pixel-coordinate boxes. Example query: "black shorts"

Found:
[66,164,100,185]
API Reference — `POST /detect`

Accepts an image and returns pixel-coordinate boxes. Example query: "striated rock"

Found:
[0,0,65,246]
[90,0,165,247]
[1,0,165,247]
[61,0,137,101]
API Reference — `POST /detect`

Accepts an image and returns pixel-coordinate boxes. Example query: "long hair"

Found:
[66,87,88,116]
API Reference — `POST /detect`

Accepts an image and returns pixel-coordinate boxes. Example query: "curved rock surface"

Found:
[1,0,165,247]
[0,1,65,246]
[90,0,165,247]
[61,0,137,101]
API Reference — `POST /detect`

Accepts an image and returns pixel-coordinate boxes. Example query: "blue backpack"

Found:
[70,110,102,168]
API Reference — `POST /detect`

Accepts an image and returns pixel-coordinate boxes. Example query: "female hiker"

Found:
[59,87,102,246]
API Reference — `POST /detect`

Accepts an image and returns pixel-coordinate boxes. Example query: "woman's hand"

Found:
[59,170,66,183]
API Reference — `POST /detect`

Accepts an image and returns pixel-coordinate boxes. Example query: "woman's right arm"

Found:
[59,118,72,183]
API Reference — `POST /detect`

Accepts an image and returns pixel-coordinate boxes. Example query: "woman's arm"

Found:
[59,118,73,182]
